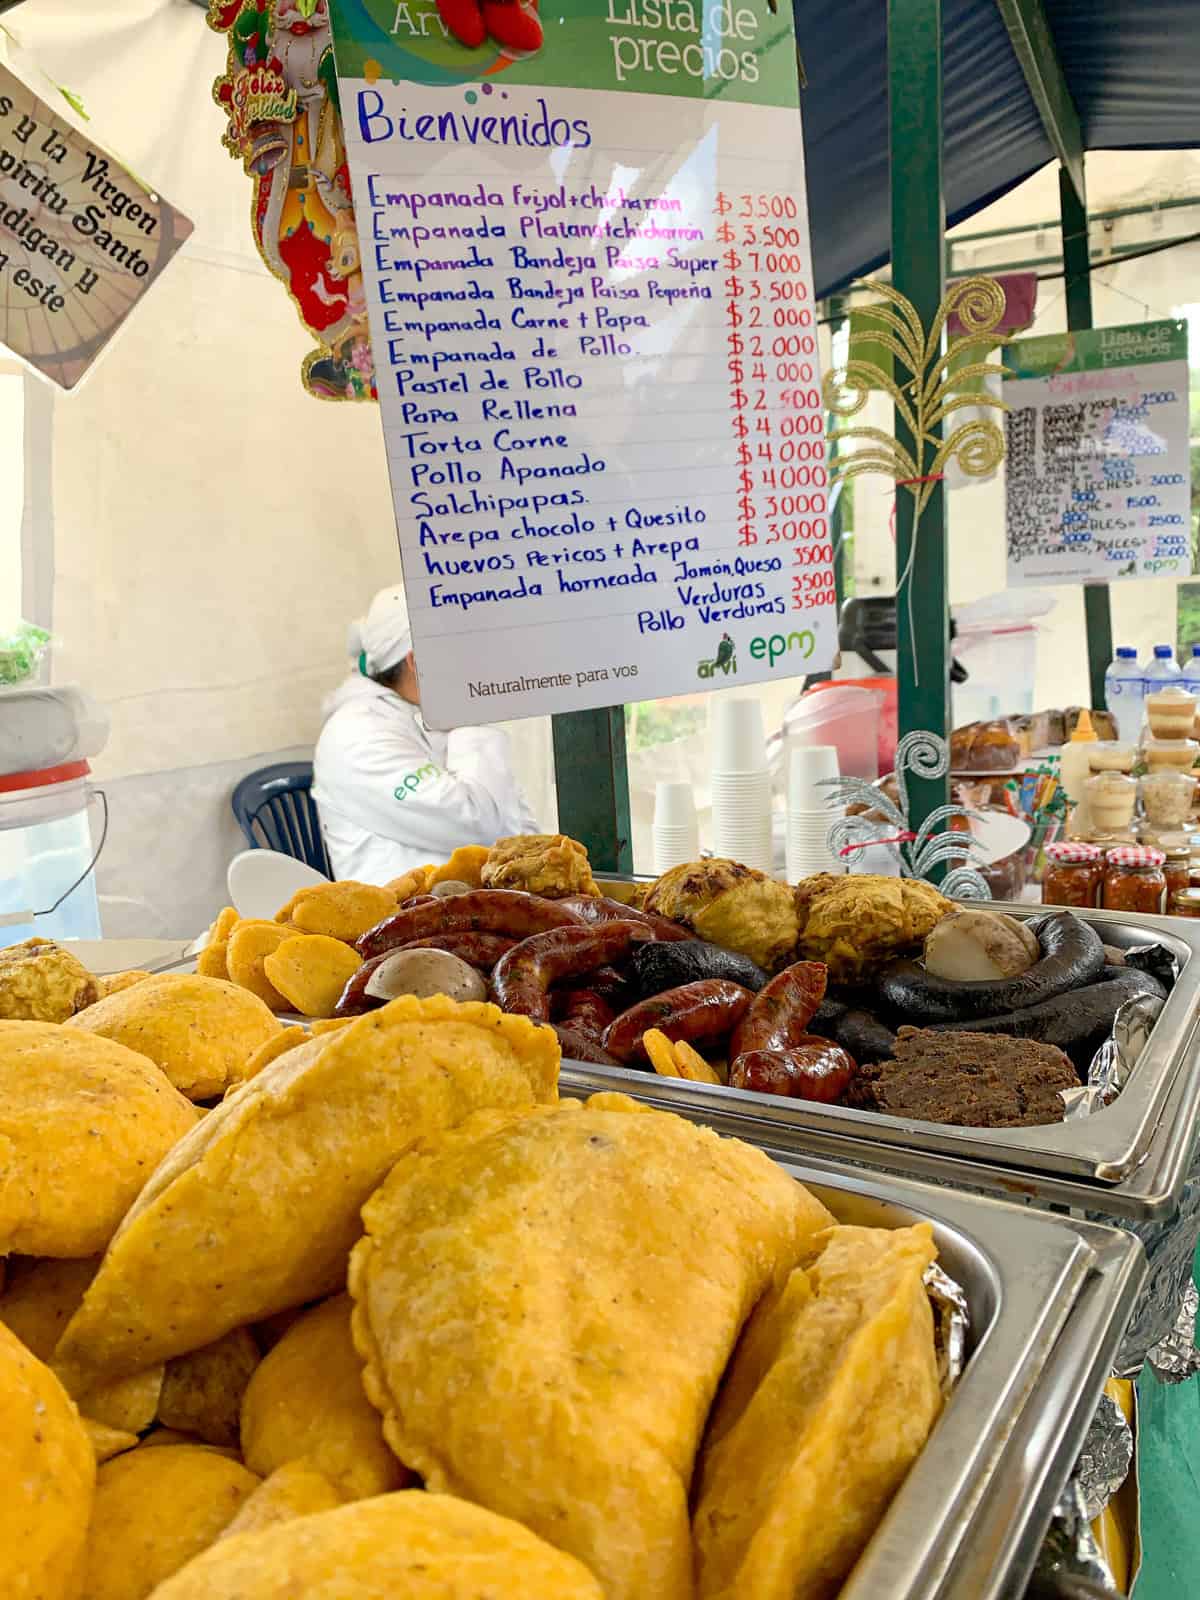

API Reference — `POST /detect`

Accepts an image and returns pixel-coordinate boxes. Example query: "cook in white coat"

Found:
[312,586,539,882]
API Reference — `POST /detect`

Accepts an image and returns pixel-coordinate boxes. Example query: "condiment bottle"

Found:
[1042,842,1103,909]
[1059,709,1099,836]
[1170,887,1200,919]
[1102,845,1167,915]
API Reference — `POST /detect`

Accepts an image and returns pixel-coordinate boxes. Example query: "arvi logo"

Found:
[394,762,437,802]
[697,631,737,680]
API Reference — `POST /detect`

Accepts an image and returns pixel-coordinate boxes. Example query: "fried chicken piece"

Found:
[0,937,97,1021]
[646,860,799,972]
[481,833,599,898]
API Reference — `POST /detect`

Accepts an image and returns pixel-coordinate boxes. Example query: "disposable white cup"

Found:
[654,781,698,831]
[653,827,700,875]
[712,698,767,774]
[788,744,840,809]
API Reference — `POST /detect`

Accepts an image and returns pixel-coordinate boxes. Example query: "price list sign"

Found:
[1003,320,1193,588]
[329,0,833,727]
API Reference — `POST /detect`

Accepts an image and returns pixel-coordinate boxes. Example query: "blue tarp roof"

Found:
[798,0,1200,299]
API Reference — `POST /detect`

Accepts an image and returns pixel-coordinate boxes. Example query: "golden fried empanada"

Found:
[0,1254,164,1432]
[147,1492,606,1599]
[240,1294,408,1500]
[288,881,397,943]
[0,1319,94,1600]
[693,1223,942,1600]
[349,1097,831,1600]
[262,935,361,1019]
[83,1444,259,1600]
[159,1327,260,1448]
[54,997,558,1389]
[217,1460,344,1541]
[0,1022,196,1257]
[225,922,294,1011]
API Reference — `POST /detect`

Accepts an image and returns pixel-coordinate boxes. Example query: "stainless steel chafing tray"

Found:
[572,898,1200,1219]
[560,1082,1146,1600]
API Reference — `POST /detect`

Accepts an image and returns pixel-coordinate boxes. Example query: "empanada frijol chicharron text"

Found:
[52,995,559,1392]
[348,1094,834,1600]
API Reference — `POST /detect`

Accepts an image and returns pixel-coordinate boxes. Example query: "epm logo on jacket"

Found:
[394,762,437,802]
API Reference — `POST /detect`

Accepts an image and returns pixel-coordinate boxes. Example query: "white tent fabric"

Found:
[13,0,556,935]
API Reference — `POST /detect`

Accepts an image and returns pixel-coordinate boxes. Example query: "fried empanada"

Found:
[262,935,361,1019]
[66,974,282,1101]
[54,997,559,1389]
[83,1419,139,1465]
[147,1492,605,1599]
[349,1096,832,1600]
[225,922,294,1011]
[159,1327,260,1448]
[217,1460,344,1541]
[0,1320,95,1600]
[0,1022,196,1257]
[83,1444,259,1600]
[692,1223,942,1600]
[240,1294,408,1500]
[0,1255,164,1432]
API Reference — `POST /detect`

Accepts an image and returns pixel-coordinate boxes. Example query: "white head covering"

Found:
[348,585,413,678]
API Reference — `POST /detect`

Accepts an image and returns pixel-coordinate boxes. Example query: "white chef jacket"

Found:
[312,674,539,883]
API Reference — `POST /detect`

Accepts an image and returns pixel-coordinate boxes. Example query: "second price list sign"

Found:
[330,0,833,727]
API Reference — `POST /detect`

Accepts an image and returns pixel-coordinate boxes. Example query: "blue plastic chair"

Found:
[231,762,332,879]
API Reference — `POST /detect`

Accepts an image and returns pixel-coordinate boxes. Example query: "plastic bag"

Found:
[0,621,50,686]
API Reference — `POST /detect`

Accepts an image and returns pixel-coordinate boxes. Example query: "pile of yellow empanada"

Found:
[1,990,943,1599]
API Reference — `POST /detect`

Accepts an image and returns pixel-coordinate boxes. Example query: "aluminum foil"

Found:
[1062,994,1164,1121]
[1108,1134,1200,1376]
[1073,1390,1133,1523]
[1147,1279,1200,1382]
[1030,1480,1121,1599]
[924,1261,968,1396]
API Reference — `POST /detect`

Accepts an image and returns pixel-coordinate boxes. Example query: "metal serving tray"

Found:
[570,900,1200,1219]
[563,1080,1146,1600]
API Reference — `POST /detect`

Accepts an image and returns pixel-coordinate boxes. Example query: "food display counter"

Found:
[571,886,1200,1221]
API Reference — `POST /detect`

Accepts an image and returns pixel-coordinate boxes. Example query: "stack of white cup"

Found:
[710,698,773,872]
[786,744,845,880]
[652,781,700,874]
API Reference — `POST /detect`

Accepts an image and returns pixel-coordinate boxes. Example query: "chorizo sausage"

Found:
[553,1027,621,1066]
[492,922,653,1023]
[730,1039,857,1103]
[358,889,585,960]
[554,986,617,1042]
[559,896,695,942]
[730,961,828,1059]
[603,980,753,1064]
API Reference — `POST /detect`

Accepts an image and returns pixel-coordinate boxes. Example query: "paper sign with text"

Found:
[1003,320,1192,587]
[329,0,834,728]
[0,56,193,390]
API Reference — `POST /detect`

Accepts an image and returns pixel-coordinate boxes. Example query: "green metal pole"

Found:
[552,708,633,874]
[889,0,950,833]
[827,294,849,611]
[1060,163,1113,710]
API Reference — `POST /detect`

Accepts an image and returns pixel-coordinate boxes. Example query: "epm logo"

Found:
[394,762,437,802]
[697,631,736,680]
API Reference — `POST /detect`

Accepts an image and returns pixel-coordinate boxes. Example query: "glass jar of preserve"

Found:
[1170,887,1200,919]
[1042,842,1103,908]
[1103,846,1166,915]
[1164,844,1191,908]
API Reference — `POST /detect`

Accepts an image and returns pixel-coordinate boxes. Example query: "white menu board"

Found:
[329,0,834,728]
[1004,320,1193,587]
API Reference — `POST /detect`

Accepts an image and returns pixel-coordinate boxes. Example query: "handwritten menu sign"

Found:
[1003,320,1192,587]
[0,51,192,390]
[329,0,833,728]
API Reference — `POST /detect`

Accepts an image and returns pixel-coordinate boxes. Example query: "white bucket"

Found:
[0,762,102,948]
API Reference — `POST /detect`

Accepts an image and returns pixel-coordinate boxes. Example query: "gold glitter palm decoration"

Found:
[822,274,1010,516]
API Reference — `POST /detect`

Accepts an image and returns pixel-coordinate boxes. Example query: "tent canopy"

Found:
[798,0,1200,297]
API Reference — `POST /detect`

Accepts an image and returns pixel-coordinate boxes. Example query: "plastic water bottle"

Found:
[1103,647,1146,744]
[1182,644,1200,701]
[1145,644,1183,687]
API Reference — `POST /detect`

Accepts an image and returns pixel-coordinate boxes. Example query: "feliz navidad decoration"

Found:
[207,0,375,401]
